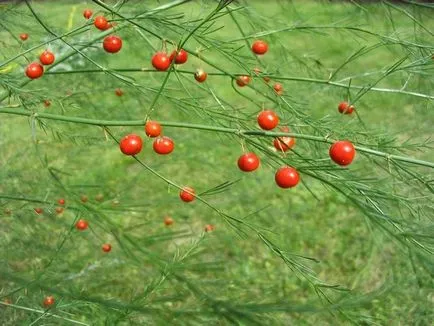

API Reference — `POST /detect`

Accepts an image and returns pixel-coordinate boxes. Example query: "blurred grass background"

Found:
[0,0,433,324]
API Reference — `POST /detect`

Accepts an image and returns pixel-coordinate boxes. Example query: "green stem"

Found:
[178,1,224,49]
[227,25,434,50]
[44,69,434,100]
[1,108,432,168]
[0,25,89,69]
[91,0,191,41]
[0,302,89,326]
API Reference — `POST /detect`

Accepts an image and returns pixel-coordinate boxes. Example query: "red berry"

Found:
[83,9,93,19]
[236,75,250,87]
[43,100,51,107]
[153,136,174,155]
[103,35,122,53]
[43,296,55,308]
[19,33,28,41]
[169,49,188,64]
[94,16,109,30]
[180,187,195,202]
[145,121,162,138]
[102,243,112,252]
[338,102,348,113]
[115,88,123,96]
[275,166,300,188]
[237,153,260,172]
[81,195,88,203]
[25,62,44,79]
[194,69,207,83]
[164,216,174,226]
[273,135,295,152]
[257,110,279,130]
[251,40,268,55]
[204,224,215,232]
[55,207,64,214]
[329,141,356,166]
[273,127,295,152]
[75,219,89,231]
[152,52,171,71]
[273,83,283,95]
[58,198,65,205]
[39,50,55,65]
[338,101,354,114]
[34,208,43,215]
[119,134,143,156]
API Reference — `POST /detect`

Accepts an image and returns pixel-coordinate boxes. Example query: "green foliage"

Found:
[0,0,433,324]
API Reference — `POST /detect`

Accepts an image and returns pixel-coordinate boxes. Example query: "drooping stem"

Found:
[1,108,432,168]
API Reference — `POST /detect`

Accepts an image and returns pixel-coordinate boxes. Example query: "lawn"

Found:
[0,0,433,325]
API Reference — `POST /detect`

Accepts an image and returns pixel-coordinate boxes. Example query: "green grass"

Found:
[0,0,433,325]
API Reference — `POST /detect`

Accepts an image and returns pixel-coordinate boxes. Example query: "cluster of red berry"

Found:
[150,40,283,94]
[23,13,282,96]
[120,123,215,229]
[119,37,356,193]
[93,13,123,53]
[120,114,355,194]
[24,50,55,79]
[34,198,65,216]
[237,110,302,188]
[239,41,282,94]
[338,101,355,115]
[24,10,122,81]
[23,7,356,233]
[119,122,197,201]
[120,121,176,156]
[17,7,362,310]
[87,11,122,53]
